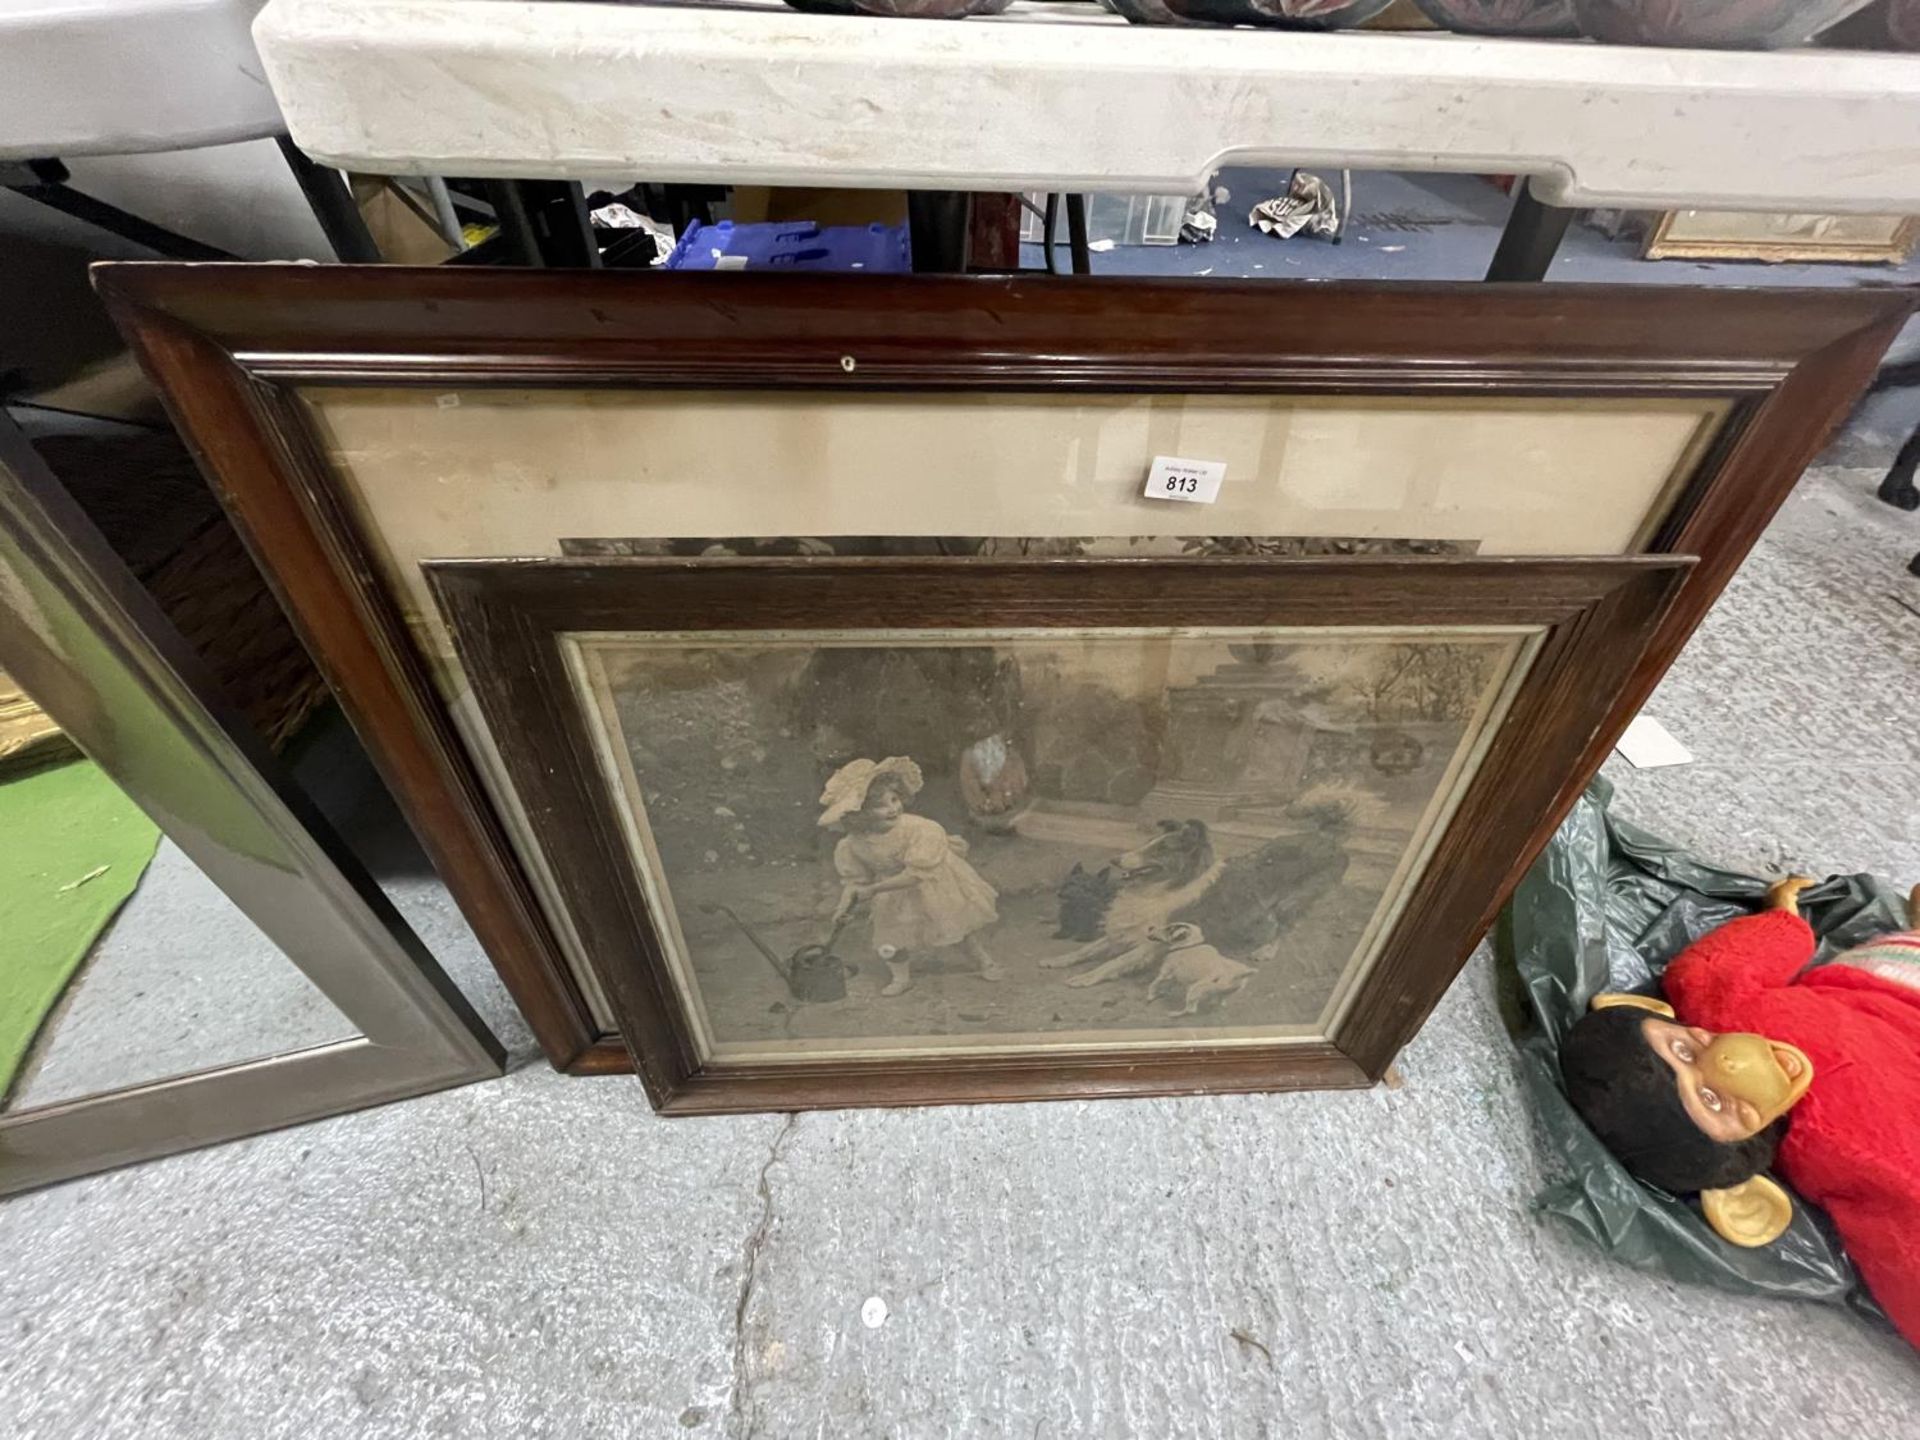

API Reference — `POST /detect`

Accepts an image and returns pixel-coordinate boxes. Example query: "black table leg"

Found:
[908,191,971,273]
[1486,185,1573,282]
[276,136,381,263]
[483,180,544,266]
[545,181,603,269]
[1065,194,1092,275]
[480,180,601,268]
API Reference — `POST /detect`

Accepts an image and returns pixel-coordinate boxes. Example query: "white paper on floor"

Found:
[1616,714,1694,769]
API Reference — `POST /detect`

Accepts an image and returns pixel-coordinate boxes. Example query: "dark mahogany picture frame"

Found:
[428,554,1689,1112]
[92,264,1912,1077]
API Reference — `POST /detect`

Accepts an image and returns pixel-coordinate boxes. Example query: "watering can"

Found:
[704,903,853,1003]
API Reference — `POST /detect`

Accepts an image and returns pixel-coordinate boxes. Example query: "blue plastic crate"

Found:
[665,219,912,273]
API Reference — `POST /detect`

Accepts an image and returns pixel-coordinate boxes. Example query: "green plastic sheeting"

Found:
[0,759,160,1100]
[1497,775,1905,1326]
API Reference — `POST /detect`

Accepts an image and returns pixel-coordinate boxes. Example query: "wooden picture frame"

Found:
[93,266,1912,1077]
[1643,210,1920,264]
[429,554,1686,1111]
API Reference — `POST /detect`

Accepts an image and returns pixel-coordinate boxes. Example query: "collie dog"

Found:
[1044,817,1349,987]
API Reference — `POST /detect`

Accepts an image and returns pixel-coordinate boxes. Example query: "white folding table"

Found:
[249,0,1920,274]
[0,0,376,259]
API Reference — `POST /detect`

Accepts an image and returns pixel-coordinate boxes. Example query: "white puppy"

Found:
[1145,922,1253,1016]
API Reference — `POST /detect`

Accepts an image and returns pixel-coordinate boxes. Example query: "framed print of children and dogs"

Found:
[97,265,1911,1091]
[428,555,1688,1109]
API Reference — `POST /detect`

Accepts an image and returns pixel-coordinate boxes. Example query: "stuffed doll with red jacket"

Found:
[1561,876,1920,1348]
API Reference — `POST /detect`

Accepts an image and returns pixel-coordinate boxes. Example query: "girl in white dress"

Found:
[820,756,1002,997]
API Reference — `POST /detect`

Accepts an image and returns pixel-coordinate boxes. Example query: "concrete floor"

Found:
[2,470,1916,1437]
[5,184,1920,1436]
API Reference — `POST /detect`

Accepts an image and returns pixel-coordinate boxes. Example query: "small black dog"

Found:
[1055,862,1120,941]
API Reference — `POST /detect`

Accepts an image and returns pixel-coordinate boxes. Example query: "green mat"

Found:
[1,759,160,1101]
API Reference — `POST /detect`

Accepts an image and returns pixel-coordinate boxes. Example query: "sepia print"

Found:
[568,626,1536,1062]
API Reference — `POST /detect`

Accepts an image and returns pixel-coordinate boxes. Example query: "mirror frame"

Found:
[0,413,501,1195]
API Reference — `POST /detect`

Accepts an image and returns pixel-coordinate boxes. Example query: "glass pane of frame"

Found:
[303,387,1730,1033]
[1,738,360,1113]
[565,624,1539,1063]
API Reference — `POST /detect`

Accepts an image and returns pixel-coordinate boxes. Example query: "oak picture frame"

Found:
[91,265,1913,1076]
[427,554,1688,1111]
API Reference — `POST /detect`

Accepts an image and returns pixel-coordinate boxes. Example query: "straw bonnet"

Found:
[817,756,924,827]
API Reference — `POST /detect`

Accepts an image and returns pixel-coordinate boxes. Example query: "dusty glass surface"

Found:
[0,671,359,1114]
[307,389,1728,667]
[4,835,363,1111]
[304,387,1728,1031]
[567,625,1538,1062]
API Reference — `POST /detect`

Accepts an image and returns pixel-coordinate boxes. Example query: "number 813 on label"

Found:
[1143,455,1227,506]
